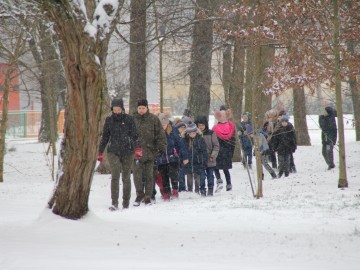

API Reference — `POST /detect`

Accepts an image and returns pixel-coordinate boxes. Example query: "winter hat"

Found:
[245,124,253,135]
[137,98,148,108]
[174,119,186,129]
[183,109,193,118]
[279,110,286,117]
[219,105,227,111]
[186,122,198,134]
[111,98,125,111]
[181,116,193,126]
[242,111,251,117]
[158,113,170,126]
[195,115,209,130]
[265,109,278,119]
[280,114,289,122]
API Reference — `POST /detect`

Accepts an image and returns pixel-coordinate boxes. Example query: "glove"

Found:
[135,147,143,159]
[97,152,103,163]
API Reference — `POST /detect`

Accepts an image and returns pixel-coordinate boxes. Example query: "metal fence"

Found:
[2,111,64,138]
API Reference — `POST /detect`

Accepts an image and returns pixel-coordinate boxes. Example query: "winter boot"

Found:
[162,193,170,201]
[226,184,232,191]
[200,189,206,197]
[109,204,119,211]
[150,195,156,204]
[290,165,297,173]
[248,163,252,169]
[278,171,283,178]
[122,201,129,209]
[271,172,277,179]
[172,189,179,199]
[207,188,214,196]
[328,164,335,170]
[144,197,152,206]
[133,194,144,207]
[215,179,223,193]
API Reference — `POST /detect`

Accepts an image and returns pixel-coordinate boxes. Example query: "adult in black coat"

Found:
[319,106,337,169]
[272,115,297,178]
[98,99,139,210]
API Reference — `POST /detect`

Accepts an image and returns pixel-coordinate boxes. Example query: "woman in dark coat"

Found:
[212,110,236,191]
[319,106,337,169]
[272,114,297,178]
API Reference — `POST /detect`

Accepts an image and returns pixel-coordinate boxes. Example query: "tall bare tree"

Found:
[29,0,125,219]
[187,0,216,118]
[129,0,147,114]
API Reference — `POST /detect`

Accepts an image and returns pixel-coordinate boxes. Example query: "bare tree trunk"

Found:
[347,42,360,141]
[0,64,15,183]
[252,46,263,198]
[129,0,147,114]
[293,87,311,145]
[40,1,123,219]
[222,43,232,108]
[229,39,245,162]
[244,48,254,113]
[187,0,214,118]
[333,0,348,188]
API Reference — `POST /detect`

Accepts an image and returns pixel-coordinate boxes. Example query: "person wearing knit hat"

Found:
[186,122,198,134]
[272,113,297,178]
[195,115,220,196]
[98,98,139,211]
[132,98,167,206]
[137,98,148,108]
[238,111,253,169]
[156,114,189,201]
[173,118,187,192]
[158,112,170,126]
[182,121,208,193]
[181,116,193,126]
[246,124,277,180]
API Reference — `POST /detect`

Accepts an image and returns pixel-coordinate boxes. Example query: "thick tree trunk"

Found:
[333,0,348,188]
[41,1,121,218]
[293,87,311,145]
[129,0,147,114]
[187,0,214,118]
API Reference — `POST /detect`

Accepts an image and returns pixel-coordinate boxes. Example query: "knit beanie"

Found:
[186,122,198,134]
[158,113,170,126]
[137,99,148,108]
[181,116,193,125]
[174,119,186,129]
[111,98,125,111]
[280,114,289,122]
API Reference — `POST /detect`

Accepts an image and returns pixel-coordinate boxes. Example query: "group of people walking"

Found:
[98,98,337,211]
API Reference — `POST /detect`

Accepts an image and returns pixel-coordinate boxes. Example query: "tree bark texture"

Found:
[229,39,245,162]
[333,0,348,188]
[129,0,147,114]
[187,0,214,118]
[244,48,254,113]
[293,87,311,146]
[0,64,15,183]
[40,1,122,219]
[348,42,360,141]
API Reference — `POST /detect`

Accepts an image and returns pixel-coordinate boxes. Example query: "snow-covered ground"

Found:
[1,118,359,270]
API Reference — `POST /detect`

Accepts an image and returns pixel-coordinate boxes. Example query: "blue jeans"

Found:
[204,167,215,189]
[178,166,186,191]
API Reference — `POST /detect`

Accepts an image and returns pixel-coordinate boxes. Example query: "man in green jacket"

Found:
[133,99,167,206]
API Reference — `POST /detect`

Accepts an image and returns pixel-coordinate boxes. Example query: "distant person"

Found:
[133,99,167,206]
[98,99,138,211]
[245,124,277,180]
[319,106,337,170]
[238,112,253,169]
[182,122,208,194]
[262,109,279,169]
[157,113,189,200]
[212,109,236,192]
[272,114,297,178]
[195,115,220,196]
